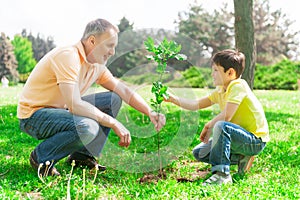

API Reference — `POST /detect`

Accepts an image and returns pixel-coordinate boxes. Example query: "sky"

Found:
[0,0,299,46]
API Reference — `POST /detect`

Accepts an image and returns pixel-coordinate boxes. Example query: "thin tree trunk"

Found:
[234,0,256,89]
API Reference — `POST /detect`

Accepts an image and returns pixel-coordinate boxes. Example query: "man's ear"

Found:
[88,35,96,46]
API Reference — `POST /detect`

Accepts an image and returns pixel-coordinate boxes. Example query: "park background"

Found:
[1,0,300,199]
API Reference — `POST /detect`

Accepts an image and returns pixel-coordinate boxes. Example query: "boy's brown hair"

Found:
[211,49,245,78]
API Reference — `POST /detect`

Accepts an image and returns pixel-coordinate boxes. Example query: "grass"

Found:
[0,85,299,199]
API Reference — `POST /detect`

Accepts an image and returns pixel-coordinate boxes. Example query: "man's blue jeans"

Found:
[19,92,122,164]
[193,121,266,175]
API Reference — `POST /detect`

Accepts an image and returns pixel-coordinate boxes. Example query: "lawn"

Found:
[0,85,299,199]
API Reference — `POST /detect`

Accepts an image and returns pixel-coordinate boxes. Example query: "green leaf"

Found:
[144,37,155,52]
[157,96,164,104]
[175,54,187,61]
[146,55,154,61]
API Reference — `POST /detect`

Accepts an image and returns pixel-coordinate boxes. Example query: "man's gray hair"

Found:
[81,18,119,41]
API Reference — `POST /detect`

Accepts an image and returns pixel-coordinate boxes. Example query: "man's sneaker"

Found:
[238,155,255,174]
[203,172,233,185]
[66,152,106,171]
[29,151,60,177]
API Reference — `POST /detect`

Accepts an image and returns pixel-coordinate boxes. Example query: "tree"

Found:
[234,0,256,88]
[176,0,299,66]
[176,3,233,66]
[118,17,134,33]
[253,0,299,64]
[11,35,36,74]
[21,29,56,62]
[108,17,140,77]
[0,32,19,83]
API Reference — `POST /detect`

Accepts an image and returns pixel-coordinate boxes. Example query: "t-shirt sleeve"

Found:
[51,48,81,84]
[96,68,114,85]
[208,88,221,104]
[227,83,247,104]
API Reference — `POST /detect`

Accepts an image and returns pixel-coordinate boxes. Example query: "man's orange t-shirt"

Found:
[17,42,113,119]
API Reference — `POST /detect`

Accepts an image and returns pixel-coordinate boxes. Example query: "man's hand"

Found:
[149,111,166,132]
[200,122,212,143]
[112,120,131,147]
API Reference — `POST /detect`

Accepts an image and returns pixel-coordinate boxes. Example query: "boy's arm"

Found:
[200,102,239,143]
[166,93,213,111]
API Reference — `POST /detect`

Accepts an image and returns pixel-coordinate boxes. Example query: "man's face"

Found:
[87,28,118,65]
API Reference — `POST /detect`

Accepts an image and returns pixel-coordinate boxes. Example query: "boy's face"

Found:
[211,64,232,87]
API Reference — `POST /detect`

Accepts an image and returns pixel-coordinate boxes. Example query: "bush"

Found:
[254,59,300,90]
[181,66,213,88]
[120,59,300,90]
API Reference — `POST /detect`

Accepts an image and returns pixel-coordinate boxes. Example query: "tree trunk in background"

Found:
[234,0,256,89]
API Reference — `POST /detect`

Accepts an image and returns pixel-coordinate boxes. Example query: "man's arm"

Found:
[101,78,166,131]
[59,82,131,147]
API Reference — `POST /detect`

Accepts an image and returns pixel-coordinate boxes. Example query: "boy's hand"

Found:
[200,122,212,143]
[163,92,173,102]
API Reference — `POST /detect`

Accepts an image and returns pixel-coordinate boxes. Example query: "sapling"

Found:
[144,37,186,175]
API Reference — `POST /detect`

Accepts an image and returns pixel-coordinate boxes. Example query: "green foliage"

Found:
[254,59,300,90]
[145,37,186,74]
[181,66,213,88]
[22,29,56,62]
[120,59,300,90]
[11,35,36,74]
[144,37,186,112]
[177,0,299,65]
[144,37,187,175]
[1,86,300,199]
[117,17,134,33]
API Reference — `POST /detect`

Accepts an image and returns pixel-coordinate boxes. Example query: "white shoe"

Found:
[203,172,232,185]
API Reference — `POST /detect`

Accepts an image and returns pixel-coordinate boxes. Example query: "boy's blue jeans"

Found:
[193,121,266,175]
[19,92,122,164]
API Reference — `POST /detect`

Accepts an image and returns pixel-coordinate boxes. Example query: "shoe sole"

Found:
[29,151,60,176]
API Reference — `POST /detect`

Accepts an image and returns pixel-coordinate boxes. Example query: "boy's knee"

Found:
[192,140,212,161]
[213,121,226,136]
[192,147,202,161]
[192,148,208,162]
[214,121,225,129]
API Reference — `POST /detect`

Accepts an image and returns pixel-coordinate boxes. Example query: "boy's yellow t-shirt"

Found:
[208,79,270,142]
[17,42,113,119]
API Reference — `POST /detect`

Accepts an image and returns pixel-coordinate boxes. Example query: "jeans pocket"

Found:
[19,118,40,139]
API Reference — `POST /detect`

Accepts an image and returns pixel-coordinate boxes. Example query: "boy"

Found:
[165,49,269,185]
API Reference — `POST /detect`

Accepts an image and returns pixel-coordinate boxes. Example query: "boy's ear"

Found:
[228,68,237,77]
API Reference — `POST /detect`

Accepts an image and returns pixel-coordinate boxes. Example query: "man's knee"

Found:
[111,92,122,117]
[76,118,99,145]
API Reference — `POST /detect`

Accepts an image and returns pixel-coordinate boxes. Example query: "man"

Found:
[17,18,166,177]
